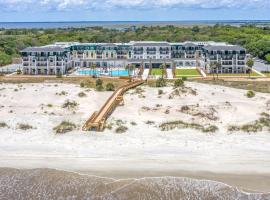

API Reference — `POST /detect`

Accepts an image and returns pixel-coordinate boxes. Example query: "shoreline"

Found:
[1,156,270,193]
[1,165,270,193]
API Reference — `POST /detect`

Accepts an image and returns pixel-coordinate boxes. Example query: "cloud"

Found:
[0,0,269,11]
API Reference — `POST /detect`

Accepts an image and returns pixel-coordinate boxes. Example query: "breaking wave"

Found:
[0,168,269,200]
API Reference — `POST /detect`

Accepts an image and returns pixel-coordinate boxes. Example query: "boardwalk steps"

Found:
[82,80,145,131]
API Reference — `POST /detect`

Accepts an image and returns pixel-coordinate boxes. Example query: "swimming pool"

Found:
[77,69,130,77]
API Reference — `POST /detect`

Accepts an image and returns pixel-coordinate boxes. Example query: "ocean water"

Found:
[0,20,269,29]
[0,168,269,200]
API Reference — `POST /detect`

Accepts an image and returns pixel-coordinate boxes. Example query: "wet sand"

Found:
[0,168,269,200]
[78,169,270,193]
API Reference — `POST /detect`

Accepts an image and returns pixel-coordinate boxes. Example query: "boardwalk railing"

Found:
[82,80,144,131]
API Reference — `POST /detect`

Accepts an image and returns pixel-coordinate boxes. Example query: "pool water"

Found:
[77,69,130,77]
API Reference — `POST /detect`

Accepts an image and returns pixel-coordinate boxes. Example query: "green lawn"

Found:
[175,69,201,77]
[151,69,163,75]
[207,72,262,77]
[263,72,270,77]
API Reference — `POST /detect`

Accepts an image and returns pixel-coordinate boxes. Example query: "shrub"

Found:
[53,121,76,134]
[106,83,115,91]
[158,89,163,95]
[156,78,166,87]
[47,104,53,107]
[130,121,137,126]
[182,77,187,81]
[115,125,128,134]
[62,100,78,109]
[145,120,155,125]
[96,79,103,87]
[202,125,219,133]
[17,123,33,130]
[159,120,218,133]
[0,122,8,128]
[56,91,68,96]
[174,79,184,87]
[80,79,93,88]
[16,69,22,75]
[78,92,87,97]
[96,85,104,91]
[80,82,85,88]
[246,90,255,98]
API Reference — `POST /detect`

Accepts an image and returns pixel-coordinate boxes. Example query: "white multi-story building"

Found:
[20,41,248,75]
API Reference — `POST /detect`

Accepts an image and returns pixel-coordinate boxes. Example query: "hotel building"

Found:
[20,41,248,75]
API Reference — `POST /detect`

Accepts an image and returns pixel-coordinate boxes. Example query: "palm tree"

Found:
[90,63,97,77]
[210,62,216,79]
[210,61,221,79]
[216,62,222,79]
[125,64,135,80]
[246,58,254,78]
[160,63,166,79]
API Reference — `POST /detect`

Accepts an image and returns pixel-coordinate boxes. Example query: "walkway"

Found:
[166,69,173,79]
[142,69,149,80]
[82,80,144,131]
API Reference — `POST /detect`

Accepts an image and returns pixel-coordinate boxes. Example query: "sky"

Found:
[0,0,269,22]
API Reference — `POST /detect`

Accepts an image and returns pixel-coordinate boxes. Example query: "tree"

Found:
[192,26,200,33]
[90,63,97,77]
[215,62,222,79]
[210,62,217,79]
[210,61,221,79]
[0,52,12,66]
[125,64,135,80]
[246,58,254,78]
[159,63,166,79]
[265,53,270,64]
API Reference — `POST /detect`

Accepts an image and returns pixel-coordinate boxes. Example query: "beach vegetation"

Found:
[174,79,184,88]
[159,120,218,133]
[158,89,164,95]
[53,121,76,134]
[62,100,78,109]
[130,121,137,126]
[246,90,255,98]
[17,123,33,130]
[228,113,270,133]
[0,122,8,128]
[115,125,128,134]
[156,77,166,87]
[105,82,115,91]
[78,92,87,97]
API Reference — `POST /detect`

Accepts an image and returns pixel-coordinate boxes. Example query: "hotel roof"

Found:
[21,46,66,52]
[203,45,245,51]
[132,41,170,46]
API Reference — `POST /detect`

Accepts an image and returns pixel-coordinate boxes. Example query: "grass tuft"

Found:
[53,121,76,134]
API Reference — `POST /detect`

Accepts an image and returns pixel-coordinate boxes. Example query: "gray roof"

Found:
[21,46,65,52]
[203,45,245,51]
[99,43,117,47]
[133,42,170,47]
[184,42,196,47]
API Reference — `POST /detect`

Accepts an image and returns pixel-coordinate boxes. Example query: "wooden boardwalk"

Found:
[82,80,144,131]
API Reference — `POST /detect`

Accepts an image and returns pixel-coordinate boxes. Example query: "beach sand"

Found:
[0,81,270,193]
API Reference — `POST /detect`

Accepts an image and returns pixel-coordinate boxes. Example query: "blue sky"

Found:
[0,0,269,22]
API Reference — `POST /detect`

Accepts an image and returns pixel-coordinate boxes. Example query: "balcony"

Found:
[147,52,156,55]
[134,51,143,55]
